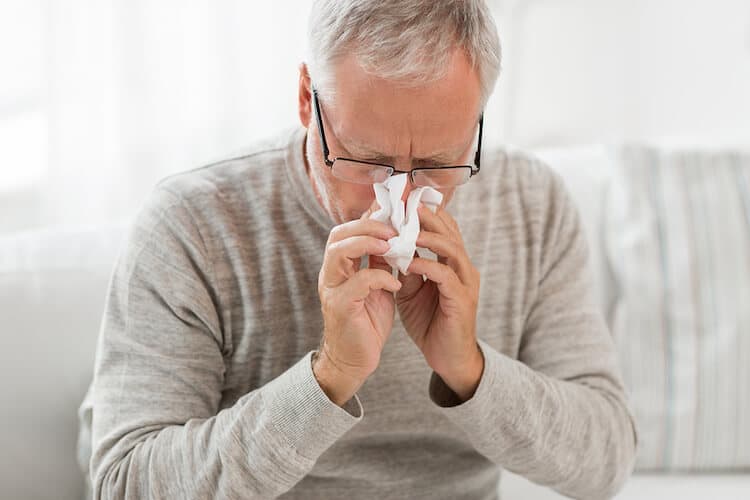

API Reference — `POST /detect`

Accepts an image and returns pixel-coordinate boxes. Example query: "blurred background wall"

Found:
[1,0,749,234]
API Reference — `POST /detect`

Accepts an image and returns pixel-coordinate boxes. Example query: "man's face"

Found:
[298,49,482,224]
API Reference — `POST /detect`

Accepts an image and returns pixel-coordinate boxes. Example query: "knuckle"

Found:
[450,239,461,257]
[327,239,345,256]
[358,268,375,281]
[328,224,344,242]
[318,261,328,282]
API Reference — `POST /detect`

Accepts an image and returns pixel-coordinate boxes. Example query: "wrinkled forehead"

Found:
[321,52,482,161]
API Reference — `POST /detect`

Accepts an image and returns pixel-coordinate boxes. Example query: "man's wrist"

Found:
[312,350,363,407]
[436,343,485,403]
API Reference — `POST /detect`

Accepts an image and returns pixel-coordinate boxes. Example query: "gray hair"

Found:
[306,0,501,109]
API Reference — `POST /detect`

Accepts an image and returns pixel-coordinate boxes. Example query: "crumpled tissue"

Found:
[369,173,443,275]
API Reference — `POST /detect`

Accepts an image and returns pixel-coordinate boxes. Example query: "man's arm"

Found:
[89,187,361,499]
[429,170,638,499]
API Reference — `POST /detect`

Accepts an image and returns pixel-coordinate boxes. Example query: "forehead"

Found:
[323,51,482,160]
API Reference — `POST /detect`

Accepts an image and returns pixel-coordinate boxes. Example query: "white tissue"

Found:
[369,173,443,275]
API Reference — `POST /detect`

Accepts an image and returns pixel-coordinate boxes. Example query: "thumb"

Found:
[395,267,424,302]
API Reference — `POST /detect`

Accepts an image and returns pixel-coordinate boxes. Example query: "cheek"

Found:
[351,184,376,207]
[307,158,374,221]
[339,183,376,220]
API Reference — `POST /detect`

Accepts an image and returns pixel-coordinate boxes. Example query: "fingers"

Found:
[436,206,461,235]
[330,235,390,260]
[322,236,392,287]
[328,218,396,245]
[395,268,428,302]
[417,204,457,240]
[406,257,463,298]
[322,214,398,288]
[339,268,402,301]
[415,230,473,284]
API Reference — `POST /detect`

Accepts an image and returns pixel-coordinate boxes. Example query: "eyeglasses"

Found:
[312,87,483,188]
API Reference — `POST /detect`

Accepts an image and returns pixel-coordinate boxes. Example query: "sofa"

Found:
[1,144,748,499]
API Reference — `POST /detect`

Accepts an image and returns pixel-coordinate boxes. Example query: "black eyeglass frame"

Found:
[312,87,483,186]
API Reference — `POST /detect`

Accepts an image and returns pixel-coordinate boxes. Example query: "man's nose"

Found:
[400,176,415,204]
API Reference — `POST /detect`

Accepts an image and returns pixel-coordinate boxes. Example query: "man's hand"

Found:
[394,203,484,402]
[315,213,402,406]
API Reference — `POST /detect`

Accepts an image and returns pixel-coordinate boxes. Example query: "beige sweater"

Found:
[79,127,638,499]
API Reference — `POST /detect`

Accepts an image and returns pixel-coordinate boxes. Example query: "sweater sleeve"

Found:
[428,170,639,499]
[89,187,362,500]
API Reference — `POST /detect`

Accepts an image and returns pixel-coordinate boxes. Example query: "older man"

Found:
[80,1,638,498]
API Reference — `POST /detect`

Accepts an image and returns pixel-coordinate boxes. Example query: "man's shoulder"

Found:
[126,127,302,249]
[471,146,568,206]
[456,145,579,256]
[153,128,296,205]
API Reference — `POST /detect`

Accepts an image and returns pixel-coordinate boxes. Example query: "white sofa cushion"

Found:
[605,146,750,470]
[0,221,130,500]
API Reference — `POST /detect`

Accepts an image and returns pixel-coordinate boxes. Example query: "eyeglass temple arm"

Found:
[312,88,334,166]
[474,114,484,174]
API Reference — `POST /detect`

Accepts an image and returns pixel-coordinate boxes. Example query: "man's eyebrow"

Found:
[341,139,466,164]
[341,141,390,159]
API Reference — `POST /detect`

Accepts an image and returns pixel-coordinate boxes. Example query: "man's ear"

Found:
[298,63,313,128]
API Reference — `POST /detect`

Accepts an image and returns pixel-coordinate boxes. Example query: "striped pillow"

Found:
[605,146,750,470]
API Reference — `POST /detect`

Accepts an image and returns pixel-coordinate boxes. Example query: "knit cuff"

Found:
[262,351,363,462]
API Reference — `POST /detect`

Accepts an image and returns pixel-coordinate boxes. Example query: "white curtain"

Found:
[1,0,748,235]
[0,0,311,234]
